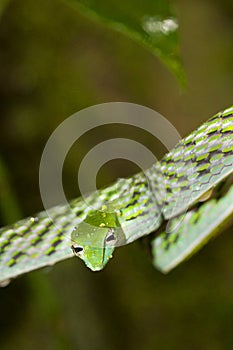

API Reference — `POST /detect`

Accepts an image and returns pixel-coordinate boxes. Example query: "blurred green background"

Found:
[0,0,232,349]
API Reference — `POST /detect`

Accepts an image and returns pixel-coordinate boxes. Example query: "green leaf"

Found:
[65,0,185,86]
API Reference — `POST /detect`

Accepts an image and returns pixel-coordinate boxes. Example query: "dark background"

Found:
[0,0,232,349]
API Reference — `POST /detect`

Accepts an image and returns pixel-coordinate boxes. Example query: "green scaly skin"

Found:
[0,106,232,284]
[152,176,233,272]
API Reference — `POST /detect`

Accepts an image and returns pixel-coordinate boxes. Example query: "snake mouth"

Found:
[88,265,103,272]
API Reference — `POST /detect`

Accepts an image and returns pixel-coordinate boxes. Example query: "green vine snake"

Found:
[0,106,232,285]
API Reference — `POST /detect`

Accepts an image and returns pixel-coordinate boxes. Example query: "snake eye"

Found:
[105,229,117,246]
[72,243,84,256]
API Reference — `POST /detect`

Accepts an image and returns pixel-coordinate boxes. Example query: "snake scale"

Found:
[0,106,232,284]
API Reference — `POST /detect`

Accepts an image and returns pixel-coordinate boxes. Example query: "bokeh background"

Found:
[0,0,232,349]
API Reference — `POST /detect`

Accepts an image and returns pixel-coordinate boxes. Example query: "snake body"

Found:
[0,106,232,283]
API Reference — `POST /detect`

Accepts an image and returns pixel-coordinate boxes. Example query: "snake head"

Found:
[71,210,118,271]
